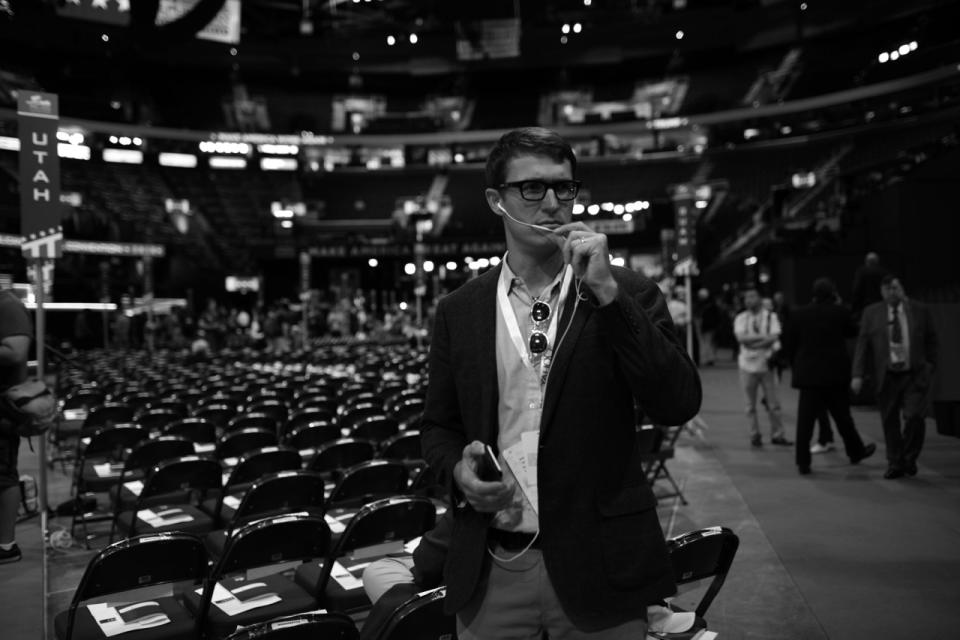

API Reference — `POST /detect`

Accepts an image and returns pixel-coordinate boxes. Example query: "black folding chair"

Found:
[351,416,399,444]
[135,409,183,435]
[163,418,218,448]
[53,532,206,640]
[216,428,278,460]
[112,456,222,541]
[285,409,337,439]
[371,586,456,640]
[81,403,136,435]
[307,438,378,479]
[639,423,688,505]
[655,526,740,639]
[379,431,422,462]
[294,495,437,612]
[223,612,358,640]
[184,513,332,639]
[285,422,341,450]
[201,446,302,525]
[225,413,278,436]
[194,403,238,431]
[326,460,410,509]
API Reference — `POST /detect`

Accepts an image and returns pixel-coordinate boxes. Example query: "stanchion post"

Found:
[32,259,50,640]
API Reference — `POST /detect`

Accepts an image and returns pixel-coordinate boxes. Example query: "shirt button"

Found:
[529,402,537,409]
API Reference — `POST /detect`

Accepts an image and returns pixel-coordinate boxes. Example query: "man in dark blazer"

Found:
[421,127,702,639]
[782,278,875,475]
[852,274,938,479]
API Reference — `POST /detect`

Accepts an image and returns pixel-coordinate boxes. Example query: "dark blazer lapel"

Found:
[540,284,592,438]
[474,266,501,446]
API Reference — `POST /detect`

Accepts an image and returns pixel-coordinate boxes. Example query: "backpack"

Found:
[1,378,57,437]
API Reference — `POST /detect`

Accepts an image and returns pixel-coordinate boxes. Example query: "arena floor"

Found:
[3,359,959,639]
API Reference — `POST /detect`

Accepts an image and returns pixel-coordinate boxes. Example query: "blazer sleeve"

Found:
[921,304,938,369]
[420,299,467,493]
[595,273,702,425]
[851,307,872,378]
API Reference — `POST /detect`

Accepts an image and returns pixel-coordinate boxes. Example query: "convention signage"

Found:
[0,235,165,257]
[18,91,62,259]
[671,184,698,276]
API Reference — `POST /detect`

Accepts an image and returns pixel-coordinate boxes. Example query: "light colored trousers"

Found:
[740,369,785,439]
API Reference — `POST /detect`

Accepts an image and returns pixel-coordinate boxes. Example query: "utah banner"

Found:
[18,91,63,259]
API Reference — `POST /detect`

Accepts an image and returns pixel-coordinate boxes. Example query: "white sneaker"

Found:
[810,443,835,454]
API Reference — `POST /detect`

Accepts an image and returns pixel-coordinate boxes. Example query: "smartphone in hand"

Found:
[476,444,502,481]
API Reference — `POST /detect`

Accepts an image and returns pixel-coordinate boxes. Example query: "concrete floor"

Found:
[2,361,959,639]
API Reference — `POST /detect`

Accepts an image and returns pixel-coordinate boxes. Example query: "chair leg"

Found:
[655,464,688,506]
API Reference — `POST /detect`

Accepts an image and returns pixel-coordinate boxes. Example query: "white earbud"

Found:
[496,202,508,214]
[495,202,557,234]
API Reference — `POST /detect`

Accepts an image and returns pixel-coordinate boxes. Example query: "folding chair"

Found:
[639,423,687,505]
[184,513,332,639]
[163,418,218,450]
[294,495,437,612]
[371,586,455,640]
[656,526,740,639]
[225,414,278,436]
[285,409,337,438]
[379,431,422,463]
[391,398,424,426]
[112,456,222,541]
[326,460,410,509]
[216,428,278,461]
[246,400,288,429]
[136,409,183,435]
[223,612,358,640]
[204,470,328,558]
[201,446,303,525]
[108,437,197,513]
[307,438,377,478]
[193,404,237,432]
[285,422,341,450]
[53,532,206,640]
[81,403,136,435]
[351,416,399,444]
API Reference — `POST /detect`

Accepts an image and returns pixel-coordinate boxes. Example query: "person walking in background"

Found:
[0,288,32,564]
[697,289,720,366]
[734,286,791,448]
[783,278,876,475]
[852,274,938,479]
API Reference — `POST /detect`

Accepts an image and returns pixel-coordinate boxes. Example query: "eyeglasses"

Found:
[498,180,581,202]
[528,300,551,355]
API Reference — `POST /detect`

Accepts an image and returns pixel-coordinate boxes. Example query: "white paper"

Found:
[324,514,346,533]
[404,536,422,554]
[503,434,539,515]
[199,581,281,616]
[64,409,88,421]
[137,507,195,528]
[222,495,241,510]
[328,561,363,591]
[87,601,170,637]
[222,457,239,467]
[93,463,113,478]
[123,480,143,496]
[194,442,215,454]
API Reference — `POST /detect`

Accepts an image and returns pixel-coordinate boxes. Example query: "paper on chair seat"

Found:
[222,495,241,510]
[87,601,170,637]
[64,409,88,421]
[328,561,363,591]
[93,463,114,478]
[199,581,281,616]
[194,442,215,454]
[137,508,195,528]
[221,472,231,485]
[324,514,346,533]
[222,457,239,467]
[404,537,422,554]
[123,480,143,496]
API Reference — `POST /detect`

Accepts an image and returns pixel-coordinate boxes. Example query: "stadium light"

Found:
[622,213,633,222]
[675,30,684,40]
[102,148,142,164]
[158,152,198,168]
[423,260,435,273]
[562,24,570,34]
[409,33,418,44]
[445,261,458,271]
[587,204,600,215]
[368,258,378,268]
[387,35,396,46]
[573,203,585,215]
[878,52,889,63]
[404,263,416,275]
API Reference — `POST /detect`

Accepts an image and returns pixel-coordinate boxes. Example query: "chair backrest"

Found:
[352,416,399,443]
[392,398,425,424]
[147,400,189,418]
[375,586,455,640]
[308,438,377,475]
[667,526,740,618]
[225,446,302,488]
[335,495,436,558]
[380,430,422,461]
[287,409,337,435]
[138,456,222,501]
[247,399,288,425]
[327,460,410,508]
[217,428,279,459]
[226,412,278,435]
[62,389,105,411]
[135,409,183,434]
[64,532,206,640]
[224,612,358,640]
[124,436,195,474]
[193,403,236,430]
[229,470,327,531]
[286,422,341,450]
[163,417,217,443]
[340,404,382,430]
[82,424,149,458]
[82,403,136,431]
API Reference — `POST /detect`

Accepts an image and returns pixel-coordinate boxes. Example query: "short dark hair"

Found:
[485,127,577,187]
[812,277,836,301]
[880,273,900,287]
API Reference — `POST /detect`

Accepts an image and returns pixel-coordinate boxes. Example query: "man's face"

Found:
[488,154,574,253]
[882,278,905,305]
[744,290,761,310]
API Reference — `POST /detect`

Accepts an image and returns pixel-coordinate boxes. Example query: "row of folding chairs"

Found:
[58,497,443,640]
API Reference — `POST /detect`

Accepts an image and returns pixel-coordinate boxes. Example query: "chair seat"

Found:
[198,491,243,523]
[293,556,371,612]
[115,505,215,537]
[80,463,136,493]
[182,572,317,638]
[54,595,195,640]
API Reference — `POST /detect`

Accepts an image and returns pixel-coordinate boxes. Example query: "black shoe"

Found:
[905,462,918,476]
[771,437,793,446]
[798,466,811,475]
[0,544,21,564]
[883,467,904,480]
[751,435,762,448]
[851,443,877,465]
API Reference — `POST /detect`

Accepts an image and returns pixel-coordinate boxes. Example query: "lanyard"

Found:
[497,264,573,372]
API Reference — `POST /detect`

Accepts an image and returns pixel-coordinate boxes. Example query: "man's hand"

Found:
[851,377,863,394]
[454,441,514,513]
[554,223,618,305]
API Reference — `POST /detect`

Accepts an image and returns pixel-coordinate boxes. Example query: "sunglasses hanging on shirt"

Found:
[529,300,551,356]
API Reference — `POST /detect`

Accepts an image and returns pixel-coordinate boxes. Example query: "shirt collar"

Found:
[501,251,567,300]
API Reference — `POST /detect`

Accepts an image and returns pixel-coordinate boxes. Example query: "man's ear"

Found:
[485,188,504,217]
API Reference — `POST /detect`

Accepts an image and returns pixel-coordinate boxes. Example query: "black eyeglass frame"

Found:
[497,180,582,202]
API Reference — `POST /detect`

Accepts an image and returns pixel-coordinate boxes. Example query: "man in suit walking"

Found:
[783,278,876,475]
[421,127,702,638]
[852,274,938,479]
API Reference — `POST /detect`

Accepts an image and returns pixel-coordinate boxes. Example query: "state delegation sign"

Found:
[18,91,62,259]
